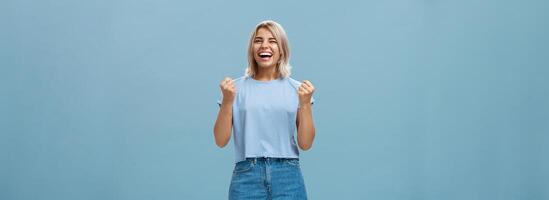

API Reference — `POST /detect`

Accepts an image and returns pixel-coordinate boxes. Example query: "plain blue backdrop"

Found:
[2,0,548,199]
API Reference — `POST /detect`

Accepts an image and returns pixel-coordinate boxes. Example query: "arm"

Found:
[297,103,315,150]
[213,77,236,148]
[296,80,316,150]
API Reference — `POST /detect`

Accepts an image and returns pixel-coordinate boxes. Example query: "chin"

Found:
[257,62,275,68]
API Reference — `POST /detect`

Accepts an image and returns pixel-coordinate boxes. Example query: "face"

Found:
[252,27,281,69]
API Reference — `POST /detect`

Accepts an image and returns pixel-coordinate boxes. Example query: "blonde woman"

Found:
[213,20,316,200]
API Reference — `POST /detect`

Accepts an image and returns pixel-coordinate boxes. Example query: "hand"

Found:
[219,77,236,104]
[298,80,315,107]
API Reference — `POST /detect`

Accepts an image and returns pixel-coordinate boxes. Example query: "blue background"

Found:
[2,0,548,199]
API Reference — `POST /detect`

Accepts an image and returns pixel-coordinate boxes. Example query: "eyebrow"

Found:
[254,37,277,40]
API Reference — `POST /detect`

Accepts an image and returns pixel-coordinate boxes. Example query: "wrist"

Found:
[299,103,312,109]
[221,99,234,106]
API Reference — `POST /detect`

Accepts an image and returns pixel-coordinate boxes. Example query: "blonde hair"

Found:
[245,20,291,78]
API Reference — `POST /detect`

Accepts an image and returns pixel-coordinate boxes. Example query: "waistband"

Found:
[244,157,299,164]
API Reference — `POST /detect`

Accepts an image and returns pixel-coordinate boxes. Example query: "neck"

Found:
[254,66,278,81]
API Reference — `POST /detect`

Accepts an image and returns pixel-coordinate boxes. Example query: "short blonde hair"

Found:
[245,20,291,78]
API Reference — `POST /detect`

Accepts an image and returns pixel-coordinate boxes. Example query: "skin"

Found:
[213,27,316,150]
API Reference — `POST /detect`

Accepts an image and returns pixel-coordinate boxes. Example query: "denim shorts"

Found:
[229,157,308,200]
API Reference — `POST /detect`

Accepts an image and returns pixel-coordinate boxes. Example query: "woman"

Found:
[213,20,316,200]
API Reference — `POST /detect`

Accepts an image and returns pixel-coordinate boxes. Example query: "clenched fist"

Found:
[298,80,315,107]
[219,77,236,104]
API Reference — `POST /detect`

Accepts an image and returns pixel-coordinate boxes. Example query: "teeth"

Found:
[259,52,272,56]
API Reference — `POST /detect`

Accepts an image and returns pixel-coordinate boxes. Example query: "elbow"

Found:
[299,143,312,151]
[298,141,313,151]
[214,135,228,148]
[213,129,229,148]
[297,129,315,151]
[216,141,227,148]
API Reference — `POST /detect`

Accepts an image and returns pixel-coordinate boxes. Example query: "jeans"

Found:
[229,157,308,200]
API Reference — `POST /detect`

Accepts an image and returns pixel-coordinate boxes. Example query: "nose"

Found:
[260,40,269,49]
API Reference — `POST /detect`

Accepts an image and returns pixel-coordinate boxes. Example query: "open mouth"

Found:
[258,52,273,60]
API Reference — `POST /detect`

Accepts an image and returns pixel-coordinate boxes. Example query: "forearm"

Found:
[213,101,233,148]
[297,104,315,150]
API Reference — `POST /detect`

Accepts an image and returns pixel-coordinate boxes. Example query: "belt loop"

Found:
[253,157,257,165]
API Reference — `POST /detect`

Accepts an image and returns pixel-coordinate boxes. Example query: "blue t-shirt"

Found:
[217,76,315,163]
